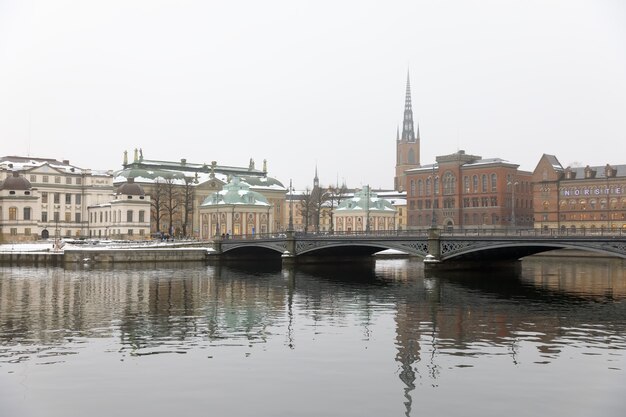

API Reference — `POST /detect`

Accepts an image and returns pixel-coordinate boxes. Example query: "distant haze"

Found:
[1,0,625,189]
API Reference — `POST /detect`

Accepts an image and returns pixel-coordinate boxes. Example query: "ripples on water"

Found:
[1,256,625,417]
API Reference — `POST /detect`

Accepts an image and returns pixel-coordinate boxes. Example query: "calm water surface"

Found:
[1,257,625,417]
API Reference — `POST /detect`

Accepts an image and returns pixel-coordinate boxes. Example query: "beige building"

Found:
[0,156,114,241]
[0,172,40,242]
[198,177,273,238]
[334,186,397,233]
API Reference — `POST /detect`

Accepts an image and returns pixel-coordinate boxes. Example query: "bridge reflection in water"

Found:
[1,257,625,417]
[213,228,626,267]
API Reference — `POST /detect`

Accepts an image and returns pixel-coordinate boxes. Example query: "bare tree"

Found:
[311,185,329,233]
[163,176,182,237]
[298,187,316,233]
[181,178,195,237]
[327,184,349,233]
[150,179,166,235]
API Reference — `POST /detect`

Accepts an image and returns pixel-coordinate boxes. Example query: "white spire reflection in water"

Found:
[0,257,625,417]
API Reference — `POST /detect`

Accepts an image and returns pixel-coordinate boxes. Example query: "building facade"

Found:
[334,186,397,233]
[533,154,626,231]
[198,177,273,238]
[0,156,114,241]
[87,178,151,240]
[113,149,286,238]
[405,150,534,230]
[0,172,40,242]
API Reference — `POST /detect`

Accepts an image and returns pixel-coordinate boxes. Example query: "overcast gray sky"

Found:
[1,0,625,189]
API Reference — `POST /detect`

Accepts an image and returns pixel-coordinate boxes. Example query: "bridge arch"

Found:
[441,241,626,262]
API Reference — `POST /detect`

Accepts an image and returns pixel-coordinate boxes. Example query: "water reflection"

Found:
[1,257,625,417]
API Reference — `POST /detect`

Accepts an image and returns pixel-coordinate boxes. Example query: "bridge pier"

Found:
[281,231,297,265]
[424,227,442,266]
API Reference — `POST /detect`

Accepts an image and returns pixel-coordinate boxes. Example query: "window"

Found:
[25,228,31,236]
[127,210,133,222]
[99,212,103,223]
[42,212,48,222]
[9,207,17,220]
[42,192,48,203]
[42,175,49,183]
[54,212,60,222]
[23,207,31,220]
[54,193,60,204]
[30,175,36,182]
[139,229,145,236]
[75,213,81,223]
[10,228,17,235]
[410,180,415,196]
[55,176,61,184]
[434,177,439,195]
[65,212,71,222]
[65,194,72,204]
[66,177,72,184]
[418,179,423,196]
[473,175,478,193]
[481,175,487,193]
[139,210,145,223]
[443,172,456,195]
[491,174,497,192]
[75,194,81,205]
[128,229,134,236]
[426,178,431,196]
[464,176,470,193]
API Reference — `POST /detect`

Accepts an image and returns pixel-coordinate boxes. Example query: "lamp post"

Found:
[431,165,437,228]
[365,185,371,233]
[288,179,294,232]
[508,181,519,228]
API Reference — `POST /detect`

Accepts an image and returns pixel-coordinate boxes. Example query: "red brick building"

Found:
[405,150,533,230]
[532,154,626,231]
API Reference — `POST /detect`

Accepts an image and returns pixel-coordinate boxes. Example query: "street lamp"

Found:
[288,179,294,232]
[365,185,371,233]
[508,181,519,228]
[431,164,437,228]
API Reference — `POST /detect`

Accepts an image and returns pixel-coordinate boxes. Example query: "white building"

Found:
[87,178,151,240]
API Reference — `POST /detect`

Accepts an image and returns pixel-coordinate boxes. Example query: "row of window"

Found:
[407,197,533,210]
[90,210,146,224]
[89,229,146,237]
[408,213,533,226]
[408,174,532,197]
[40,192,82,205]
[29,175,82,185]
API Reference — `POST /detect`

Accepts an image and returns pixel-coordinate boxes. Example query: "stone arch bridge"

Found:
[212,229,626,267]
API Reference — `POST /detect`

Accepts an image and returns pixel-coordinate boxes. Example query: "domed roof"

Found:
[1,172,32,191]
[201,177,269,206]
[116,177,145,196]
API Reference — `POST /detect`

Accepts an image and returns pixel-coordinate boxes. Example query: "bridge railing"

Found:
[439,227,626,238]
[217,227,625,241]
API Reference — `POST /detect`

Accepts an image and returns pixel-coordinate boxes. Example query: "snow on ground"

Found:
[0,240,204,252]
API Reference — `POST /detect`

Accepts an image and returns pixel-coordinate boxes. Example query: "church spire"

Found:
[314,165,319,188]
[401,72,416,143]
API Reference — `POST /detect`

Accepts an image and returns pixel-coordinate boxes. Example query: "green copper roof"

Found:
[336,186,396,213]
[201,177,270,206]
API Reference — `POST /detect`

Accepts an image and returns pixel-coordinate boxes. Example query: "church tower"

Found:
[394,73,421,192]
